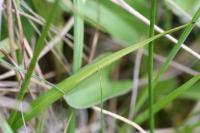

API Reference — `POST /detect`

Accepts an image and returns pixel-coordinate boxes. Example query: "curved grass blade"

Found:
[0,113,13,133]
[135,74,200,124]
[9,23,190,129]
[135,8,200,114]
[68,0,84,132]
[8,0,60,125]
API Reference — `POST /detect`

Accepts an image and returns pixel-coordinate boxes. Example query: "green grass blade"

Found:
[0,113,13,133]
[72,0,84,73]
[68,0,84,132]
[97,64,104,133]
[9,23,189,129]
[8,0,59,126]
[135,74,200,124]
[135,8,200,113]
[147,0,157,132]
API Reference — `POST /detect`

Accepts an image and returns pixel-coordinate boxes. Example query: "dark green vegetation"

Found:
[0,0,200,133]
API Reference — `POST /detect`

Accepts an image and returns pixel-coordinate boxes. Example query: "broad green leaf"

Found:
[58,0,148,45]
[65,63,132,108]
[9,23,189,129]
[78,0,147,44]
[66,72,177,109]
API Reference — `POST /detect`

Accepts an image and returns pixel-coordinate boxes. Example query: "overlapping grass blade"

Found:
[68,0,84,132]
[9,23,190,129]
[8,0,59,126]
[72,0,84,73]
[0,113,13,133]
[135,8,200,113]
[135,74,200,124]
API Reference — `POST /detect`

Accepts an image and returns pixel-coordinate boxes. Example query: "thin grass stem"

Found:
[148,0,157,132]
[136,8,200,121]
[68,0,84,132]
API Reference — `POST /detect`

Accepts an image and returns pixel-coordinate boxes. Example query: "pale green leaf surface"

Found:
[0,113,13,133]
[65,64,132,108]
[78,0,146,44]
[59,0,148,45]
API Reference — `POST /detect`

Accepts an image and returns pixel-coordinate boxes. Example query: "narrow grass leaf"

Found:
[8,0,60,126]
[135,8,200,113]
[65,62,132,108]
[9,23,189,129]
[135,74,200,124]
[0,113,13,133]
[72,0,84,72]
[68,0,84,132]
